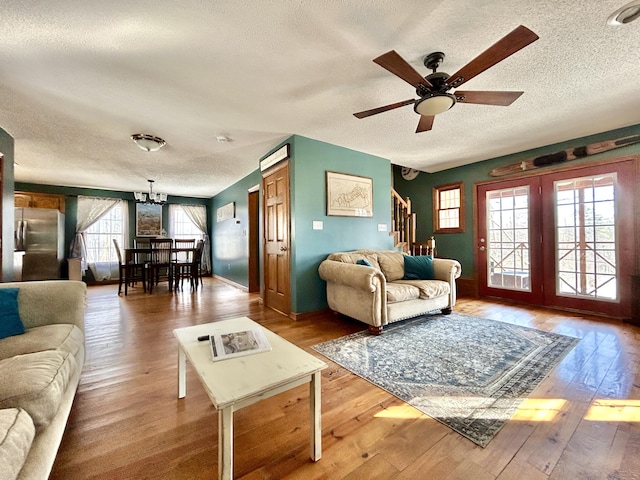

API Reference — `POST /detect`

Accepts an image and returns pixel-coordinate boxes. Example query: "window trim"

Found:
[433,182,465,234]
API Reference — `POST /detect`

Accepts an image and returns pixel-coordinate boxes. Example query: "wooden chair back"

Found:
[149,238,174,265]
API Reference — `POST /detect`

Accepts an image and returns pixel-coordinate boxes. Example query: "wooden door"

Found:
[262,161,290,314]
[476,159,636,317]
[247,188,260,293]
[477,176,544,305]
[539,161,635,317]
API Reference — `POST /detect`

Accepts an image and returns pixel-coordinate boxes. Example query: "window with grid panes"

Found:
[84,203,125,263]
[433,182,465,233]
[171,206,204,240]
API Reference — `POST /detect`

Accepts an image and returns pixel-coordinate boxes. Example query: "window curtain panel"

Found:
[69,197,126,280]
[180,204,211,274]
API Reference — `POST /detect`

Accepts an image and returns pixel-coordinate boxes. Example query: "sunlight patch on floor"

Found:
[511,398,566,422]
[374,404,424,419]
[584,399,640,422]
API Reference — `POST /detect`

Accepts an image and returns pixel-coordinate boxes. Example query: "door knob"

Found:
[280,246,288,252]
[479,246,486,251]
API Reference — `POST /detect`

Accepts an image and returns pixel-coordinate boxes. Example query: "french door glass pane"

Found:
[486,186,530,291]
[554,174,617,300]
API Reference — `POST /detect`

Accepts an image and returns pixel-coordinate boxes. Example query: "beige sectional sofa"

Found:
[0,280,86,480]
[319,249,461,334]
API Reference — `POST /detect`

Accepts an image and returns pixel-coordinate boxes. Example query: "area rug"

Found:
[312,313,579,447]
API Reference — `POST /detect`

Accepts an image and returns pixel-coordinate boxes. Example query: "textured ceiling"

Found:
[1,0,639,198]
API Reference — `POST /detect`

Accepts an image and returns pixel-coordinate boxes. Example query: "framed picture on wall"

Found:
[136,203,162,236]
[326,171,373,217]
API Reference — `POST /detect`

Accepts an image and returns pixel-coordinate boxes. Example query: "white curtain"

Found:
[69,197,126,279]
[178,204,211,273]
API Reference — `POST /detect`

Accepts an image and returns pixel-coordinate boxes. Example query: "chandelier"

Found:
[134,180,167,205]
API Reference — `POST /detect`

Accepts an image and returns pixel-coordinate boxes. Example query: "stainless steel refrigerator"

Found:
[14,207,65,281]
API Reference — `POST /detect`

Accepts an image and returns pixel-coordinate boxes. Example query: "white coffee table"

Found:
[173,317,327,480]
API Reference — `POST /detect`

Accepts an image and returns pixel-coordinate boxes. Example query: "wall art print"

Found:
[136,203,162,236]
[326,171,373,217]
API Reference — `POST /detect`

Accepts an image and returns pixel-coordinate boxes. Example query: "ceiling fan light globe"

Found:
[414,93,456,116]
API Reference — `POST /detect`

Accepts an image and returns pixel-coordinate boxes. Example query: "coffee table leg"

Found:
[218,406,234,480]
[178,346,186,398]
[310,370,322,461]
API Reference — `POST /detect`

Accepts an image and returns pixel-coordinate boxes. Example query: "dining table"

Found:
[123,246,199,293]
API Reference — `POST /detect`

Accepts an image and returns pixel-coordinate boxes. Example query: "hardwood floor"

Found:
[51,279,640,479]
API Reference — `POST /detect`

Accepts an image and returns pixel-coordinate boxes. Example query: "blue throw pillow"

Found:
[403,255,435,280]
[0,288,25,339]
[356,259,372,267]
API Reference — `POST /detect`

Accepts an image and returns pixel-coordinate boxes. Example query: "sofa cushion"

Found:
[0,350,77,430]
[386,282,420,303]
[0,324,84,361]
[395,279,450,299]
[403,255,436,280]
[328,252,381,271]
[376,251,406,282]
[0,408,35,480]
[0,289,25,340]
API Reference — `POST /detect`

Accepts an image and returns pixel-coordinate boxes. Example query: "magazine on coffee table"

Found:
[209,327,271,362]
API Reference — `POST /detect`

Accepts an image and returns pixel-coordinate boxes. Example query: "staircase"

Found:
[391,189,416,253]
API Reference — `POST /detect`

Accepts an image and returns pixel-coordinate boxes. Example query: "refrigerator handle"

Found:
[15,220,23,251]
[20,220,27,251]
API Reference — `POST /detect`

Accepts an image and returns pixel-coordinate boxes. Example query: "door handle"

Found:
[280,246,288,252]
[479,246,486,251]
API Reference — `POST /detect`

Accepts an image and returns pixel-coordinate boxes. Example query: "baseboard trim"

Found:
[212,274,249,292]
[289,308,332,321]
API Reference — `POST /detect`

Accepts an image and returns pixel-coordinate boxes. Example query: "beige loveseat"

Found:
[0,280,86,480]
[319,249,461,334]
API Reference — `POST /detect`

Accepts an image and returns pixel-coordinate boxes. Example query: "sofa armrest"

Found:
[0,281,87,332]
[318,260,386,292]
[432,258,462,306]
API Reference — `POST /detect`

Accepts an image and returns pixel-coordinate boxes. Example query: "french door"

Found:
[477,160,635,318]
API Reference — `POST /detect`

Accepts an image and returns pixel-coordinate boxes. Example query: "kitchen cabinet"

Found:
[15,191,65,213]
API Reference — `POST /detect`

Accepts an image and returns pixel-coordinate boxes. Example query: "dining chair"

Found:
[194,239,205,288]
[114,239,146,295]
[148,238,174,293]
[173,239,198,291]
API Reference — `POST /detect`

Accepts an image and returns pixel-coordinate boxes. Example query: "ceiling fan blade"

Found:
[416,115,434,133]
[373,50,433,89]
[353,99,416,119]
[446,25,539,89]
[455,90,524,106]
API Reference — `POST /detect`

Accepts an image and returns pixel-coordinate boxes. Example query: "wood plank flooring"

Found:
[51,279,640,479]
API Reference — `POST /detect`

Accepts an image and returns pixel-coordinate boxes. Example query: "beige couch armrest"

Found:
[319,260,386,292]
[0,281,87,332]
[432,258,462,306]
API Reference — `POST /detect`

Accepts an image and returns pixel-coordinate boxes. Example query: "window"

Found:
[84,203,125,264]
[170,205,204,240]
[433,182,465,233]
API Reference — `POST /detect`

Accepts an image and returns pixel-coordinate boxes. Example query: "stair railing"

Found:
[391,189,416,253]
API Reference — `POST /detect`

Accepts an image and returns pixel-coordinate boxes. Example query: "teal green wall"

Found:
[15,183,208,267]
[290,135,393,313]
[210,170,262,286]
[393,123,640,278]
[1,128,15,280]
[211,134,393,314]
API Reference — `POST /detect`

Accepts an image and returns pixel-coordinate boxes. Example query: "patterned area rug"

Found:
[312,313,579,447]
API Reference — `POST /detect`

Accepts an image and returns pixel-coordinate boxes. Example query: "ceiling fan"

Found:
[353,25,539,133]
